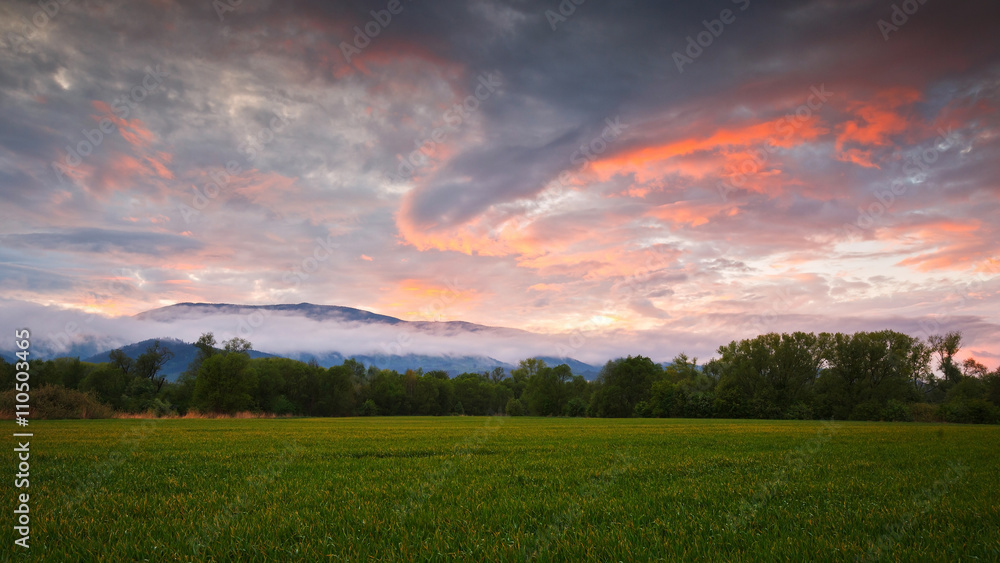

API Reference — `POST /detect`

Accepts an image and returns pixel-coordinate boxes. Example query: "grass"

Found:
[4,418,999,561]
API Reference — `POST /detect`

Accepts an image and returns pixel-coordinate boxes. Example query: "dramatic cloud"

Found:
[1,0,998,367]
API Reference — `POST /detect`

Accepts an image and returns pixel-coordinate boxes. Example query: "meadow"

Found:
[5,418,999,561]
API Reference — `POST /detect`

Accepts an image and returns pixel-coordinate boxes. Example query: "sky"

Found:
[1,0,999,366]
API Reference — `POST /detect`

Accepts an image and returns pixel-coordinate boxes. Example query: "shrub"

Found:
[684,392,715,418]
[849,401,882,422]
[271,395,296,416]
[148,398,174,418]
[632,400,653,418]
[881,400,913,422]
[909,403,940,423]
[505,398,525,417]
[564,397,588,417]
[785,402,814,420]
[940,399,1000,424]
[358,399,378,416]
[0,385,113,419]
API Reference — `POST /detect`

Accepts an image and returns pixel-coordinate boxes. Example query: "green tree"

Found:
[929,332,963,388]
[192,348,255,414]
[523,364,572,416]
[590,356,662,417]
[134,340,175,392]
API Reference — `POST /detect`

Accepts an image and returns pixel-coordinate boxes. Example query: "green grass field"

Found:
[5,418,999,561]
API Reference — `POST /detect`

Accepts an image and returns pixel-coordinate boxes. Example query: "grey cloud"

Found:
[1,228,203,255]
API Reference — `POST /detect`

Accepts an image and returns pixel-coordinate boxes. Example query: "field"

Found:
[5,418,999,561]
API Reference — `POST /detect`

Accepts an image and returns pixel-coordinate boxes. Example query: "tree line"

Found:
[2,329,999,423]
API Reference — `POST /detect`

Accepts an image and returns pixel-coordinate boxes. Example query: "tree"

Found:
[192,352,255,414]
[191,338,255,414]
[590,356,662,417]
[488,366,506,383]
[505,398,525,416]
[79,364,129,409]
[929,332,963,387]
[108,349,134,375]
[134,340,175,392]
[223,337,252,354]
[961,358,990,379]
[194,332,217,359]
[523,364,572,416]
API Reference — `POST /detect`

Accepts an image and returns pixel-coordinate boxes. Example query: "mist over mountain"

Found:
[4,301,603,379]
[137,303,532,338]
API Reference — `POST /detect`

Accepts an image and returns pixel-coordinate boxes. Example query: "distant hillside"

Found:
[537,357,603,378]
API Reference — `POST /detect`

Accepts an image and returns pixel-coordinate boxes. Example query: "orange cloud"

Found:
[377,278,483,320]
[835,87,922,167]
[647,200,738,229]
[91,101,156,149]
[591,115,827,187]
[888,219,987,271]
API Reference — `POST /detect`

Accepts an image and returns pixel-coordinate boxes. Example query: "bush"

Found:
[564,397,588,417]
[849,401,882,421]
[632,400,653,418]
[684,392,715,418]
[909,403,940,423]
[881,400,912,422]
[0,385,113,419]
[358,399,378,416]
[785,402,814,420]
[505,398,525,417]
[271,395,296,416]
[939,399,1000,424]
[148,398,174,418]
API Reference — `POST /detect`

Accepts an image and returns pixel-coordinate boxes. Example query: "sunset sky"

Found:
[1,0,998,365]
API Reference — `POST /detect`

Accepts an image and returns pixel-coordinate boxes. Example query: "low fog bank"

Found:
[1,300,997,370]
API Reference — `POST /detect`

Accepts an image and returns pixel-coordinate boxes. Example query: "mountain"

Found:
[136,302,531,337]
[4,303,603,379]
[133,303,602,378]
[537,357,603,378]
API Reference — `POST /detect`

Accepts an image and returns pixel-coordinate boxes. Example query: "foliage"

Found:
[0,385,113,419]
[9,329,999,424]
